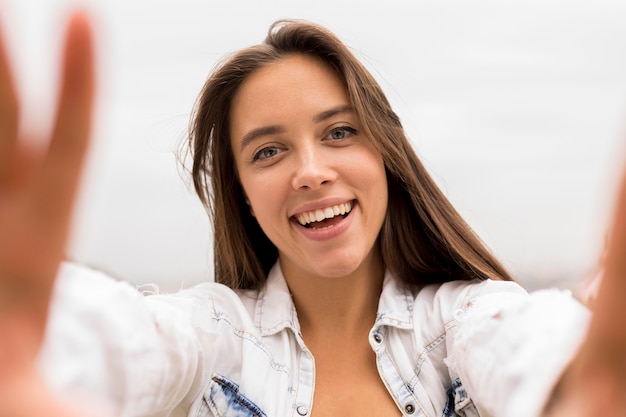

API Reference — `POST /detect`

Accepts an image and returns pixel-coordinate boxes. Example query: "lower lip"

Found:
[293,202,356,242]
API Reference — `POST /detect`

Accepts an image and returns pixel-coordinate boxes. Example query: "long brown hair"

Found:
[187,19,514,289]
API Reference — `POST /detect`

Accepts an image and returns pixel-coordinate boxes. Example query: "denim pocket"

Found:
[203,374,267,417]
[442,378,480,417]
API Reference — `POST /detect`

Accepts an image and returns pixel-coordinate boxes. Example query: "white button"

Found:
[296,405,308,416]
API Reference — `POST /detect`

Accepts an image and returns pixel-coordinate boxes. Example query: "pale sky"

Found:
[4,0,626,290]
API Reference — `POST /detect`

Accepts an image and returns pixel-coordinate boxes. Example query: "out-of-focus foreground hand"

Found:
[0,11,95,417]
[544,161,626,416]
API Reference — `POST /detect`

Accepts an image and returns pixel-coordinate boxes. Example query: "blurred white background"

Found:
[3,0,626,290]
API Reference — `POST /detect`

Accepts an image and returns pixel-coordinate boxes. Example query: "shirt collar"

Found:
[375,269,415,330]
[253,262,415,336]
[253,262,301,337]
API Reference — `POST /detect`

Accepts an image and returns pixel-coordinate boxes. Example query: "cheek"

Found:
[363,153,389,216]
[240,175,283,225]
[361,152,387,190]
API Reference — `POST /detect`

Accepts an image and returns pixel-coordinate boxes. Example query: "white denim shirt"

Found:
[39,262,589,417]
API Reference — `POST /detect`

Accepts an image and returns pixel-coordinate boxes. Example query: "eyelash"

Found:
[251,126,358,162]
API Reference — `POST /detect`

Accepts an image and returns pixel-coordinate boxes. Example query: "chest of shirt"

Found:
[187,313,457,417]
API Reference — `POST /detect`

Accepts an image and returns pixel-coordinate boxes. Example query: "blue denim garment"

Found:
[40,262,589,417]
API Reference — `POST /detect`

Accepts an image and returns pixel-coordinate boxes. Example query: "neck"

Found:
[281,252,385,342]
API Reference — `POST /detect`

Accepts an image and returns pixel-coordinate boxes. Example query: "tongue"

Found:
[308,215,343,229]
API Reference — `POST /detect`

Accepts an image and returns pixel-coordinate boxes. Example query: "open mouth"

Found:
[295,200,354,229]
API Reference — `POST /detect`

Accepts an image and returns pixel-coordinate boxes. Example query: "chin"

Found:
[280,246,382,281]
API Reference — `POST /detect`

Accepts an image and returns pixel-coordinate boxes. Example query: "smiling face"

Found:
[230,54,388,281]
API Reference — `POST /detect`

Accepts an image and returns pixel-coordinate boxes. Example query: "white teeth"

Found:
[296,201,353,226]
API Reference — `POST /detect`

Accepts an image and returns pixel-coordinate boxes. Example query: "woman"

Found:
[188,20,514,291]
[0,10,624,417]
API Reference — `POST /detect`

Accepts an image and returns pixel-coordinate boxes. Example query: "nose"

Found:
[291,145,337,191]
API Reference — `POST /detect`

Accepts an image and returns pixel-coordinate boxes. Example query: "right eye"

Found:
[252,146,283,162]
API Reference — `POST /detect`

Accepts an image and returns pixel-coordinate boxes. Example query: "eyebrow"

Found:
[240,125,285,151]
[312,104,354,123]
[239,104,354,151]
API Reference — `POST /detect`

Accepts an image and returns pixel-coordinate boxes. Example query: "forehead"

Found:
[229,54,350,135]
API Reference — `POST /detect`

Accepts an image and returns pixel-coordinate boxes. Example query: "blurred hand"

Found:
[0,10,95,417]
[544,162,626,416]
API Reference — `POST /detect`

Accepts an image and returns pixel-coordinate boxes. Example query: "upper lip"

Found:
[290,198,355,218]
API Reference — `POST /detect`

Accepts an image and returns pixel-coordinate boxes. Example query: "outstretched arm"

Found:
[0,10,95,417]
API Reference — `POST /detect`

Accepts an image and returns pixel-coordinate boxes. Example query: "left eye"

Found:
[326,126,357,141]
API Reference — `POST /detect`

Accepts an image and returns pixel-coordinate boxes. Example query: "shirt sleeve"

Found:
[444,280,590,417]
[37,262,221,417]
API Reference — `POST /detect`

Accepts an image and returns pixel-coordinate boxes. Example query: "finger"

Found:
[0,20,20,183]
[589,162,626,343]
[0,364,87,417]
[33,11,95,236]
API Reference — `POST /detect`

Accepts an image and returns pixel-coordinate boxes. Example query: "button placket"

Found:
[293,346,314,417]
[371,327,424,417]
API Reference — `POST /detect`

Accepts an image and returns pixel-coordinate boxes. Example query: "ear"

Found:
[245,197,255,217]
